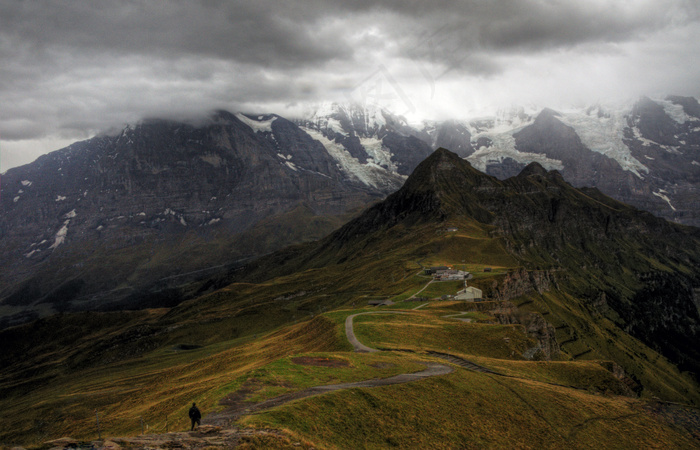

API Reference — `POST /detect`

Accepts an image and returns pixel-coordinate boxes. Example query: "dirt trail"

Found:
[203,362,453,427]
[203,310,510,428]
[345,311,408,352]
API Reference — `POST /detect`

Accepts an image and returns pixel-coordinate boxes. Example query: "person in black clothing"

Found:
[189,402,201,431]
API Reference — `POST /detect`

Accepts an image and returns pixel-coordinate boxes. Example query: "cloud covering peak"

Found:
[2,0,699,170]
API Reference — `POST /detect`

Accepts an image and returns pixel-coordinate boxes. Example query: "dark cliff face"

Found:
[513,100,700,227]
[0,111,389,324]
[513,109,622,188]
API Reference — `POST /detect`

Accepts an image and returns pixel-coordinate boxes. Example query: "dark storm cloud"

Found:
[0,1,350,66]
[368,0,700,71]
[1,0,699,170]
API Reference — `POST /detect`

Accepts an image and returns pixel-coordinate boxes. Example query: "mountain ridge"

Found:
[1,147,699,447]
[2,95,700,329]
[237,148,700,382]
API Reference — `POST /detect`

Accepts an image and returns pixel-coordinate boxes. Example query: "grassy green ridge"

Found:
[243,368,697,449]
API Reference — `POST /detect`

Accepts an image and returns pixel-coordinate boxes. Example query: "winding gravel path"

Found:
[204,361,453,427]
[345,311,408,352]
[204,311,453,426]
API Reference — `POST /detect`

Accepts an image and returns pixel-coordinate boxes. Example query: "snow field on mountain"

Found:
[657,99,698,124]
[360,137,398,172]
[466,116,564,173]
[300,127,396,189]
[49,220,70,250]
[558,109,648,178]
[235,113,276,133]
[653,190,676,211]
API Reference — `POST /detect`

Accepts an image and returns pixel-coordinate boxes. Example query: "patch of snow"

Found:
[84,191,88,197]
[365,106,386,131]
[13,196,20,203]
[138,212,146,216]
[644,155,655,160]
[466,113,564,173]
[631,126,681,154]
[64,209,77,219]
[55,195,66,202]
[164,208,175,215]
[39,239,47,245]
[692,161,700,166]
[360,137,398,172]
[301,126,404,189]
[284,161,298,171]
[49,220,70,250]
[653,191,676,211]
[235,113,276,133]
[558,109,648,178]
[207,218,221,225]
[18,189,23,194]
[468,147,564,173]
[657,99,692,124]
[305,104,349,136]
[21,180,32,186]
[25,249,40,258]
[326,117,348,136]
[631,126,654,147]
[97,225,104,231]
[179,216,187,226]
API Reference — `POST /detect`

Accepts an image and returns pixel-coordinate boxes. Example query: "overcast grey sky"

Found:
[2,0,699,171]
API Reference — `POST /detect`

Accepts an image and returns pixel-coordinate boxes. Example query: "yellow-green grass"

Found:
[417,280,465,298]
[352,312,536,359]
[522,290,700,405]
[467,357,635,394]
[0,316,344,446]
[440,311,495,321]
[242,367,698,449]
[413,230,518,269]
[224,352,429,404]
[422,300,503,312]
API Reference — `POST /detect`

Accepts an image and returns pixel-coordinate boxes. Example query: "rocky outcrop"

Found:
[0,111,391,324]
[41,426,308,450]
[488,302,561,361]
[486,268,555,302]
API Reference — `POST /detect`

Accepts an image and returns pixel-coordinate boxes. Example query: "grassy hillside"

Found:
[244,367,697,449]
[1,214,698,447]
[1,149,699,448]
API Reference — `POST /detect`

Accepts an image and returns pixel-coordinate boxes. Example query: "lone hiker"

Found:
[189,402,201,431]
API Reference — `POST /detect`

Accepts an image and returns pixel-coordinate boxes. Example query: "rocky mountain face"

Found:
[416,96,700,227]
[3,96,699,328]
[0,109,432,327]
[296,96,700,227]
[296,102,434,181]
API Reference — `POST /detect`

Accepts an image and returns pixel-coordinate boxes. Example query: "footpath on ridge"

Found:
[59,309,498,449]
